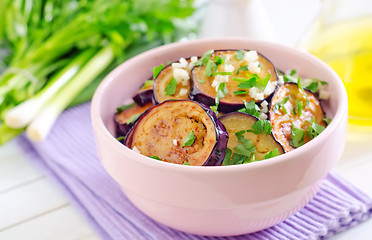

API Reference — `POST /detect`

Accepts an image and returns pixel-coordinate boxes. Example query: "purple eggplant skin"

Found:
[133,88,153,106]
[125,100,229,166]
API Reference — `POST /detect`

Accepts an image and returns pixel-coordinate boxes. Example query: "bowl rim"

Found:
[91,37,348,174]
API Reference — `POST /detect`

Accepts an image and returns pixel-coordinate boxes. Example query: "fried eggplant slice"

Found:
[190,50,279,112]
[115,102,153,138]
[133,79,154,106]
[153,57,195,104]
[219,112,284,165]
[125,100,228,166]
[269,83,327,152]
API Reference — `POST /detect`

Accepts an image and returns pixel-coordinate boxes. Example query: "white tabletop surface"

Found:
[1,0,372,239]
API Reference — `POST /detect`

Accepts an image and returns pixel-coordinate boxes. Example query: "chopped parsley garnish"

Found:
[254,73,271,91]
[116,136,126,141]
[273,97,289,114]
[289,69,297,76]
[233,77,256,89]
[235,50,245,60]
[223,148,233,166]
[233,131,256,158]
[306,118,325,139]
[323,117,332,125]
[293,99,303,116]
[297,78,309,106]
[290,124,305,148]
[142,80,154,89]
[264,148,279,159]
[152,64,164,80]
[150,156,161,160]
[164,78,177,96]
[243,153,256,164]
[205,59,217,77]
[246,120,272,135]
[304,81,319,93]
[233,90,249,95]
[116,102,136,114]
[283,74,297,83]
[182,131,196,147]
[183,160,191,165]
[127,113,140,124]
[238,100,260,118]
[214,55,224,66]
[236,65,248,75]
[230,153,248,165]
[211,71,232,76]
[214,81,228,107]
[210,105,218,114]
[194,49,214,67]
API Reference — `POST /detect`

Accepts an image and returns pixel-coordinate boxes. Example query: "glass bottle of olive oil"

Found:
[299,0,372,125]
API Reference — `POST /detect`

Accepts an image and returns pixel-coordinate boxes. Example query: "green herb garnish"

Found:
[116,136,126,142]
[223,148,233,166]
[214,56,224,66]
[293,99,303,116]
[233,90,249,95]
[235,50,245,60]
[182,131,196,147]
[246,120,272,135]
[297,77,309,106]
[233,131,256,158]
[211,72,232,76]
[198,79,205,83]
[127,114,140,124]
[323,117,332,125]
[238,100,260,118]
[264,148,279,159]
[150,156,161,160]
[195,49,214,66]
[116,102,136,114]
[164,78,177,96]
[273,97,289,114]
[255,74,271,91]
[183,160,191,165]
[234,77,256,89]
[215,82,228,106]
[290,124,305,148]
[306,118,325,139]
[305,81,319,93]
[142,80,154,89]
[153,64,164,80]
[236,65,249,75]
[205,59,217,77]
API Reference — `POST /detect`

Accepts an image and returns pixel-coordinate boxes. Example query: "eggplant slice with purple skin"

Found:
[269,82,327,152]
[153,57,195,104]
[115,102,154,138]
[190,50,279,113]
[219,112,284,165]
[133,79,154,106]
[125,100,228,166]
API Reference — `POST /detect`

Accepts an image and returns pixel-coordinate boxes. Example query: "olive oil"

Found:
[306,17,372,125]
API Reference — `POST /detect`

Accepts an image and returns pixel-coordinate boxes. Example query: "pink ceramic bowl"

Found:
[91,38,348,236]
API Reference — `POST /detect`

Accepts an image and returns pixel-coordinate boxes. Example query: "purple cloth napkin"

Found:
[18,103,372,240]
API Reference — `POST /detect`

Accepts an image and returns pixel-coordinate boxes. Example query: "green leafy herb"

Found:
[235,50,245,60]
[223,148,233,165]
[238,100,260,118]
[290,70,297,76]
[290,124,305,148]
[297,78,309,106]
[255,74,271,91]
[198,79,205,83]
[273,97,289,114]
[116,102,136,114]
[183,160,191,165]
[230,153,248,165]
[214,56,224,66]
[116,136,126,141]
[215,82,228,106]
[182,131,196,147]
[234,77,256,89]
[236,65,248,75]
[247,120,272,135]
[323,117,332,125]
[164,78,177,96]
[306,118,325,139]
[233,131,256,158]
[243,153,256,164]
[233,90,249,95]
[305,81,319,93]
[264,148,279,159]
[210,105,218,114]
[127,114,140,124]
[150,156,161,160]
[142,80,154,89]
[211,72,232,76]
[195,49,214,66]
[205,59,217,77]
[293,100,303,116]
[153,64,164,80]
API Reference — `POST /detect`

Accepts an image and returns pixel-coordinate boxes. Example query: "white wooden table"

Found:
[1,1,372,239]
